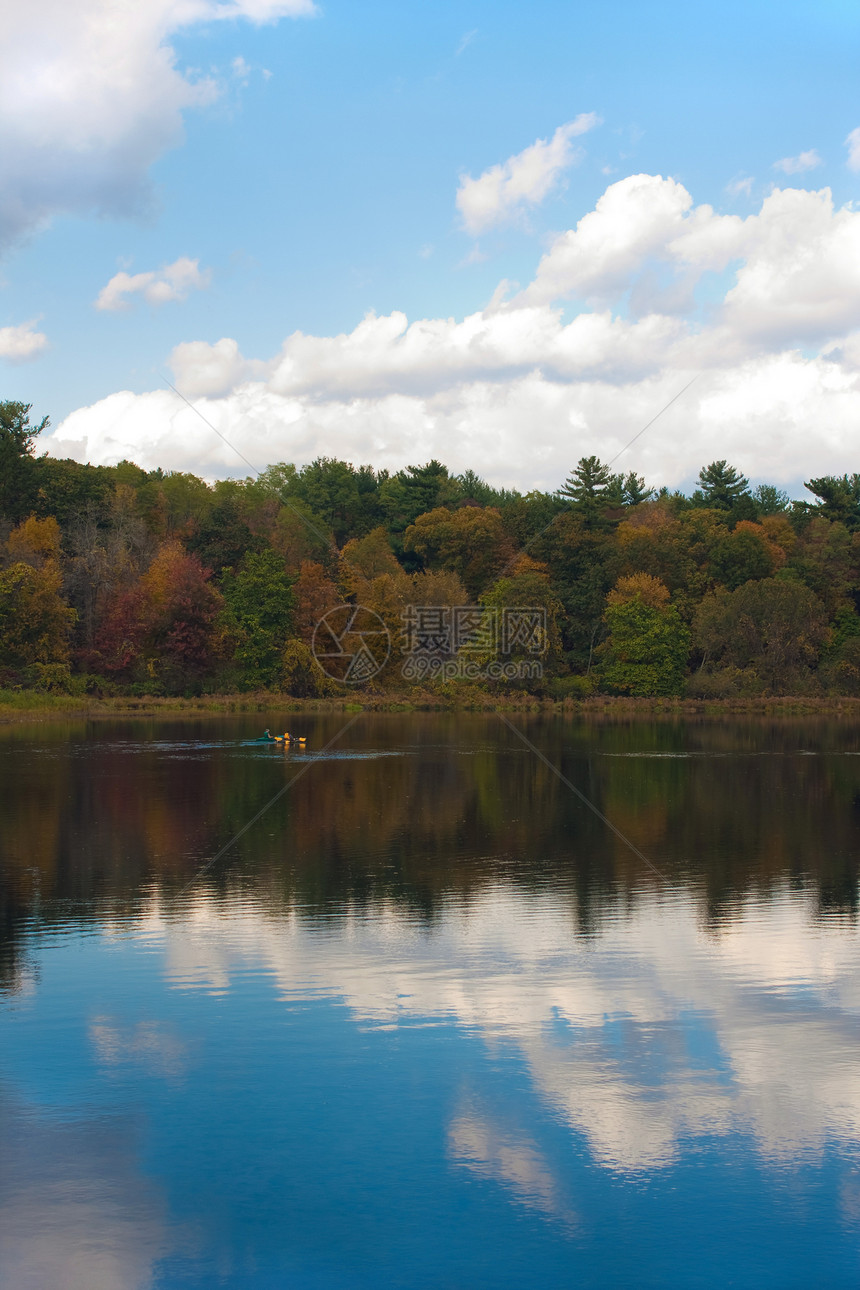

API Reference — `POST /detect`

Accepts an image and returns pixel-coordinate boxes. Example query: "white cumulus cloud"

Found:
[523,176,860,348]
[0,0,316,248]
[44,175,860,493]
[169,336,268,395]
[523,173,700,306]
[456,115,600,235]
[0,319,49,362]
[95,257,211,311]
[773,149,823,175]
[719,186,860,345]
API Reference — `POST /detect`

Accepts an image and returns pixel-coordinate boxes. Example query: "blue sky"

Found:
[2,0,860,491]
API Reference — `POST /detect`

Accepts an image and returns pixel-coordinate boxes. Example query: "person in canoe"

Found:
[261,730,307,744]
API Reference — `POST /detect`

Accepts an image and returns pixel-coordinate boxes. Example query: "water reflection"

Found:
[3,715,860,1286]
[3,715,860,941]
[138,882,860,1173]
[448,1097,579,1232]
[0,1089,187,1290]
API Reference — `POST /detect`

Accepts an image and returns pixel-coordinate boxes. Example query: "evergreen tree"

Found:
[0,402,48,523]
[753,483,790,515]
[558,456,621,528]
[803,474,860,531]
[220,550,296,689]
[693,460,750,511]
[620,471,654,506]
[559,455,613,505]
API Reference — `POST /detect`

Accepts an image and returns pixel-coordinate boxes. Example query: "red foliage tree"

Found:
[92,541,223,683]
[143,540,223,676]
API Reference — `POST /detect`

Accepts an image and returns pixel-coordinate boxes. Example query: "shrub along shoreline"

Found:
[4,687,860,725]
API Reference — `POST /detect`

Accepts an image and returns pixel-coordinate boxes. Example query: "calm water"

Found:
[3,713,860,1289]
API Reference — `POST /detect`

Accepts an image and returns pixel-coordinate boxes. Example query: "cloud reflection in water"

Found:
[146,882,860,1176]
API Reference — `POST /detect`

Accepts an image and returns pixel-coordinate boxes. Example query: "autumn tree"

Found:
[785,516,860,617]
[92,541,222,688]
[708,521,776,590]
[480,556,564,677]
[616,502,692,596]
[404,506,515,599]
[355,575,413,681]
[91,584,150,676]
[293,560,344,645]
[140,541,223,686]
[410,568,469,609]
[598,573,690,696]
[670,508,732,613]
[694,577,828,693]
[7,516,62,567]
[339,526,403,600]
[64,484,157,661]
[281,637,331,697]
[8,409,860,702]
[0,562,75,668]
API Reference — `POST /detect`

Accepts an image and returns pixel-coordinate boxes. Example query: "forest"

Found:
[3,398,860,700]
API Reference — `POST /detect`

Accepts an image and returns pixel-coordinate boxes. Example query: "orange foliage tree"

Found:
[94,540,223,687]
[293,560,345,645]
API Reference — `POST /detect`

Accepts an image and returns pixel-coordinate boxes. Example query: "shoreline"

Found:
[4,689,860,724]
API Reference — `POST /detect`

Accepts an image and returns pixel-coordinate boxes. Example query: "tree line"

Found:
[3,398,860,698]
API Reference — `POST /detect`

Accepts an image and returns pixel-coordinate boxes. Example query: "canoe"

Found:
[254,735,307,744]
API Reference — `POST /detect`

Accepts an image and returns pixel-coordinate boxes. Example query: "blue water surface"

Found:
[3,714,860,1288]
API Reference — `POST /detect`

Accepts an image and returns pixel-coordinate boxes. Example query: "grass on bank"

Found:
[4,685,860,724]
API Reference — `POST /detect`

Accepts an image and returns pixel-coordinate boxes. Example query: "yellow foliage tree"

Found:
[7,515,62,566]
[607,572,671,610]
[0,562,76,667]
[339,527,402,598]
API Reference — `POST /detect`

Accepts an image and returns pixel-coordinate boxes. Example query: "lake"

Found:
[2,713,860,1288]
